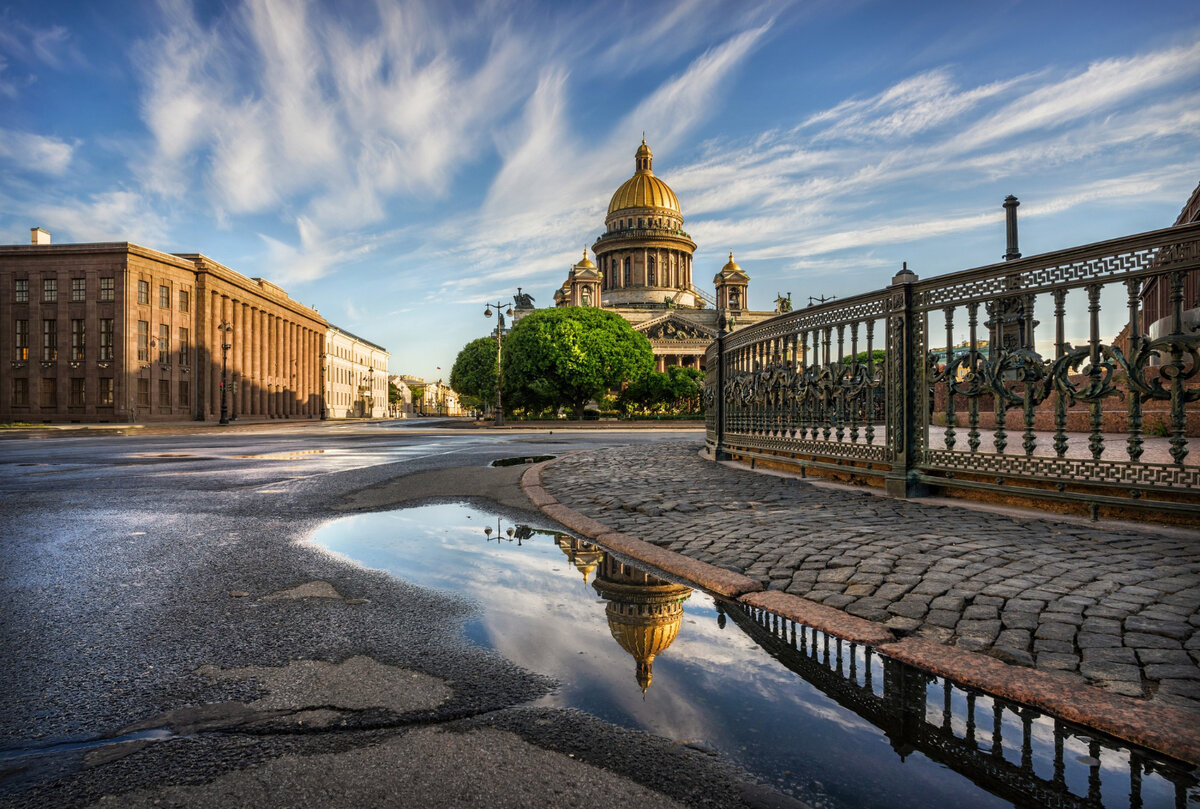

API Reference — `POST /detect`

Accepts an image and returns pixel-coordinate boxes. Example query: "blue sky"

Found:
[2,0,1198,379]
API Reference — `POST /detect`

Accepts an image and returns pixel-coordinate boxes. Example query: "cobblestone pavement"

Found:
[541,443,1200,715]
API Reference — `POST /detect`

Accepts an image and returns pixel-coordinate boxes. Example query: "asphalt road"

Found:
[0,421,800,809]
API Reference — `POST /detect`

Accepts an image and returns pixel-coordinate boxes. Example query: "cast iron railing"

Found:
[705,221,1200,518]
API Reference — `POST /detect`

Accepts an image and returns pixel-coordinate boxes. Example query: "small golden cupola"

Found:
[562,248,602,307]
[714,250,750,312]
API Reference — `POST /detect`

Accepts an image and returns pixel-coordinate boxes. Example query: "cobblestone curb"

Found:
[523,445,1200,766]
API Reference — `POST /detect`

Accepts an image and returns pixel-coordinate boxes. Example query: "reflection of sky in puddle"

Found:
[312,503,1186,809]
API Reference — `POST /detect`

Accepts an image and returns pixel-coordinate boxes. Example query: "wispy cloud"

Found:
[31,191,168,245]
[0,129,74,174]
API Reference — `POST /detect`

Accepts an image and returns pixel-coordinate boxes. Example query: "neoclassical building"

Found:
[1,231,326,422]
[324,325,389,419]
[545,140,778,371]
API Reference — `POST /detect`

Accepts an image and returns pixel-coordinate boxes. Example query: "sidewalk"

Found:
[536,443,1200,722]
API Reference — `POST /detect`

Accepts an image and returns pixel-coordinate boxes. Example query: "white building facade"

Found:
[324,326,388,418]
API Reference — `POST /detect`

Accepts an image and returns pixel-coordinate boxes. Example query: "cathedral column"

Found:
[249,307,260,416]
[208,293,219,417]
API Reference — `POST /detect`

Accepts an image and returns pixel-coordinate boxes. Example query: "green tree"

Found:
[450,337,498,412]
[503,308,654,419]
[617,365,704,415]
[388,382,403,407]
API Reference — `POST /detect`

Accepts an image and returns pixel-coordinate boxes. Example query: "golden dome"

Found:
[714,250,749,283]
[573,248,596,269]
[607,140,681,216]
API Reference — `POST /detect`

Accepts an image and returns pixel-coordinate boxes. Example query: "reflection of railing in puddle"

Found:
[729,602,1198,809]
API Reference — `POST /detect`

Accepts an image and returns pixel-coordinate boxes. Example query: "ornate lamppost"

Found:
[483,300,513,427]
[217,320,233,425]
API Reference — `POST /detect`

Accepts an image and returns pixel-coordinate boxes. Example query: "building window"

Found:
[15,279,29,303]
[159,284,170,308]
[137,280,149,305]
[71,378,85,407]
[43,278,57,303]
[178,327,189,365]
[158,378,171,407]
[647,256,656,286]
[159,323,170,363]
[100,277,114,302]
[15,319,29,360]
[624,257,631,286]
[136,378,150,407]
[178,380,190,408]
[99,319,114,361]
[179,289,190,312]
[42,319,57,361]
[71,319,85,360]
[13,377,29,406]
[99,378,114,406]
[72,278,86,302]
[137,320,149,361]
[41,377,57,408]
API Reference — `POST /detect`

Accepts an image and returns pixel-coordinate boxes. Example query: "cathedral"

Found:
[526,140,779,371]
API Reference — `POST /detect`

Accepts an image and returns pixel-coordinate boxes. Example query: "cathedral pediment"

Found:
[635,313,717,342]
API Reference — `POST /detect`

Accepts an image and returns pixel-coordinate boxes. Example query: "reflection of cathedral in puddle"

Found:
[557,536,692,693]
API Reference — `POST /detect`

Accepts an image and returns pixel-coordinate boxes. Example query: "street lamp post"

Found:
[483,300,513,427]
[217,320,233,425]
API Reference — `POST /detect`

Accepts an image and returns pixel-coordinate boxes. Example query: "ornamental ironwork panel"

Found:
[706,221,1200,516]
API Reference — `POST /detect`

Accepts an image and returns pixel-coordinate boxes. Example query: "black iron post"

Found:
[1003,195,1021,261]
[715,313,730,460]
[217,319,232,425]
[484,300,513,427]
[884,263,925,498]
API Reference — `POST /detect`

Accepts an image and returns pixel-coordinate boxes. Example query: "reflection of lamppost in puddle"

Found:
[482,517,517,544]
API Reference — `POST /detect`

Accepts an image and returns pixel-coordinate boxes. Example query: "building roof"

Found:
[1175,178,1200,225]
[327,324,389,354]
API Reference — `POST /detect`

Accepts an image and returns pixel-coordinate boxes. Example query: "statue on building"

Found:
[514,288,536,310]
[775,292,793,314]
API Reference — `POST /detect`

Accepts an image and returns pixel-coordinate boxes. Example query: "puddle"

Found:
[233,450,326,460]
[490,455,555,467]
[312,503,1198,809]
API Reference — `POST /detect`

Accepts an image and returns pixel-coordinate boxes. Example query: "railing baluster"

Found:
[1053,289,1069,458]
[943,306,957,451]
[967,302,981,453]
[822,326,833,441]
[1167,271,1190,466]
[1125,278,1145,463]
[866,319,877,445]
[1087,283,1105,459]
[836,324,846,442]
[1022,295,1038,456]
[850,322,860,443]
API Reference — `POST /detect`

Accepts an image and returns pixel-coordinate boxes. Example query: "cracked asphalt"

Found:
[1,422,795,809]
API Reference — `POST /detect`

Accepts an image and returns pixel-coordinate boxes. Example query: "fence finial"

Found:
[1004,195,1021,260]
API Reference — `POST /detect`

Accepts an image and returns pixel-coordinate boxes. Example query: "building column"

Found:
[287,321,296,416]
[301,328,311,416]
[268,314,277,417]
[209,292,219,418]
[258,309,267,416]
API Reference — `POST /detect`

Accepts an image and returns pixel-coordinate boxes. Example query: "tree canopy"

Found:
[503,308,654,418]
[449,336,498,411]
[617,365,704,415]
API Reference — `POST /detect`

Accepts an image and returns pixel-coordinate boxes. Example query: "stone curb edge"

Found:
[520,456,1200,768]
